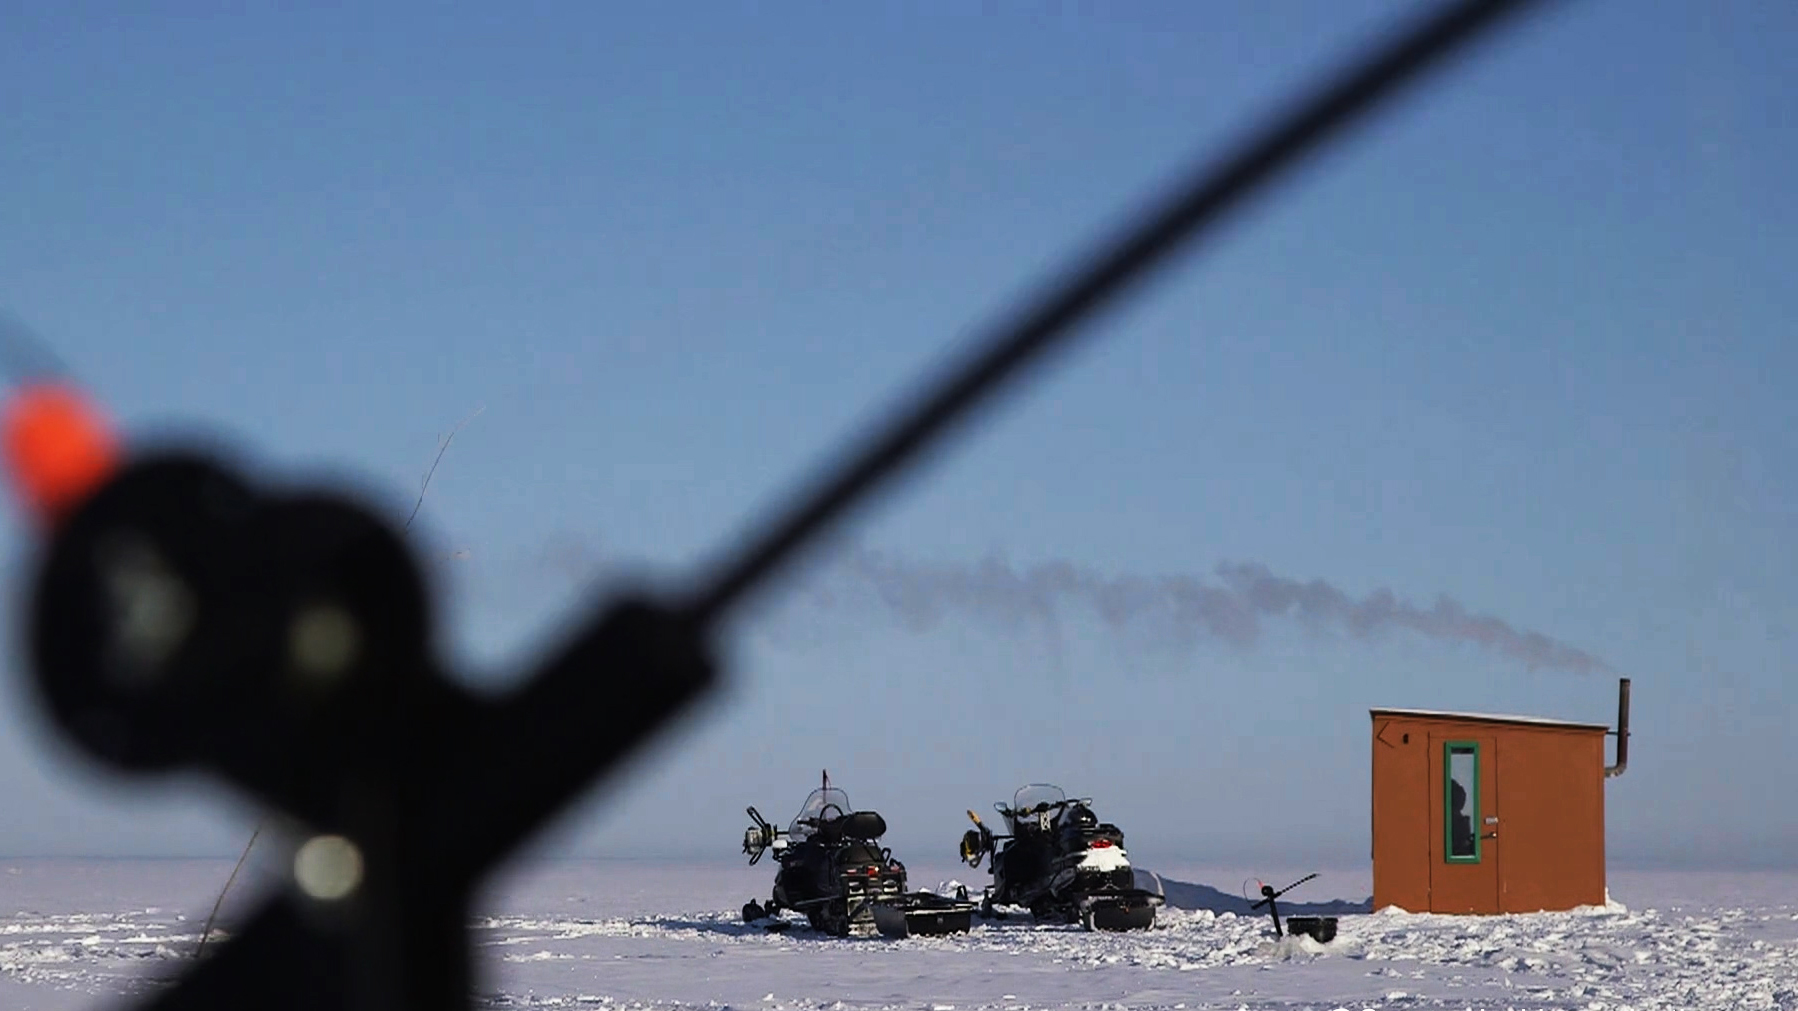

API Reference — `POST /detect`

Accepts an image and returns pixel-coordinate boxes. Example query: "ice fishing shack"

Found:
[1368,678,1630,914]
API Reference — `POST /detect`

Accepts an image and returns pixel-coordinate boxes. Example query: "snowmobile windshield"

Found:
[788,786,853,841]
[1009,784,1066,817]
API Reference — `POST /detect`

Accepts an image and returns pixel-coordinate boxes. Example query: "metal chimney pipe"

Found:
[1604,677,1631,779]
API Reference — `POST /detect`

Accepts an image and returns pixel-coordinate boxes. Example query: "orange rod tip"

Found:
[2,382,122,528]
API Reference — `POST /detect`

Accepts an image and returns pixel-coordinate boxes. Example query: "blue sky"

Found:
[0,1,1792,876]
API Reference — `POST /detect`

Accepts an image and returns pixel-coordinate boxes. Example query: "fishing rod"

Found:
[2,0,1563,1006]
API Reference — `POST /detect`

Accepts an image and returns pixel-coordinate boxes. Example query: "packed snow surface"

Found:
[0,859,1793,1010]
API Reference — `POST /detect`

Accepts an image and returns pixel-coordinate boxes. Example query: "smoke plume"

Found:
[805,548,1615,675]
[492,533,1615,675]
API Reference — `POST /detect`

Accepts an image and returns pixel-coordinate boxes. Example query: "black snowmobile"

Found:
[741,772,975,938]
[957,782,1163,931]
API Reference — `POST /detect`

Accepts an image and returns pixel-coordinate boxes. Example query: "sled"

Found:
[871,891,978,938]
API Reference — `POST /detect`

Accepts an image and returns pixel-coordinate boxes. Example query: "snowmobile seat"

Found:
[1064,820,1125,852]
[839,810,887,841]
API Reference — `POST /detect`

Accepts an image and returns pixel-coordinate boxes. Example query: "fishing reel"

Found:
[28,448,437,789]
[2,381,719,1008]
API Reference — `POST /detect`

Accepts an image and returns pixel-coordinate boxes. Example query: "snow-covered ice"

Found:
[0,858,1793,1010]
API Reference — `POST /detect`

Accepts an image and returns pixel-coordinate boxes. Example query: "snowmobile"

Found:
[957,783,1163,931]
[740,771,975,938]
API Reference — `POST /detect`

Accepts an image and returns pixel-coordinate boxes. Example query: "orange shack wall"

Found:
[1494,726,1606,912]
[1370,716,1607,913]
[1370,716,1432,912]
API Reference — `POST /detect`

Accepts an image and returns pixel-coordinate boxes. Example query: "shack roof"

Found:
[1368,707,1611,733]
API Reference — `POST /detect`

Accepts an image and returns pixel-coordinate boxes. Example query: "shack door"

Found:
[1428,733,1499,913]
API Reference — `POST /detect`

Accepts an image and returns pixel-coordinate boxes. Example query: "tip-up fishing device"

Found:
[1249,872,1339,943]
[2,0,1555,1006]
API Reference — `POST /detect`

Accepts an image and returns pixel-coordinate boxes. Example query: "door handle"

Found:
[1480,831,1498,840]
